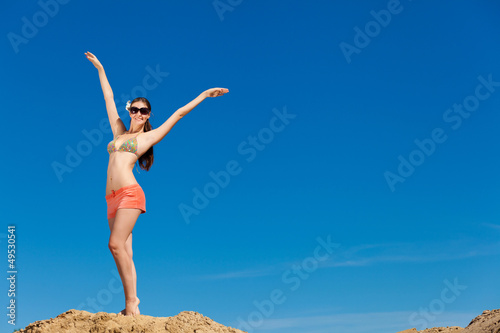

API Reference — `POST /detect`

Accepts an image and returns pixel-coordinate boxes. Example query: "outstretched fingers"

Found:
[207,87,229,97]
[84,51,103,69]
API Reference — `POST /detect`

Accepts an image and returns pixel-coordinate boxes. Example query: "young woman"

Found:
[85,51,228,316]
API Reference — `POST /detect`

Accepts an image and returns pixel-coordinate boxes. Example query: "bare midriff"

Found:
[106,152,140,195]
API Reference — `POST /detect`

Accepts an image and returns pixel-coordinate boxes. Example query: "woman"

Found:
[85,51,228,316]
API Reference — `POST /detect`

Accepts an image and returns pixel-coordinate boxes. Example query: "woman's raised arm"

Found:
[85,52,126,137]
[144,88,229,147]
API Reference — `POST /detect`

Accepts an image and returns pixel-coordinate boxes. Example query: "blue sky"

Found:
[2,1,500,332]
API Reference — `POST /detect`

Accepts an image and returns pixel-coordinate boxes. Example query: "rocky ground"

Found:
[15,309,246,333]
[14,308,500,333]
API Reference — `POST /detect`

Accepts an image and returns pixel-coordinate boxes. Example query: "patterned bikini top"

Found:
[107,133,140,156]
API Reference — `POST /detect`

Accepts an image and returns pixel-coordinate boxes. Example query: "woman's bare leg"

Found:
[126,233,139,314]
[108,217,139,314]
[108,215,140,315]
[118,233,139,315]
[108,208,141,316]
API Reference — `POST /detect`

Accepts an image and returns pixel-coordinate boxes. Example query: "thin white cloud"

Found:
[244,311,477,333]
[198,239,500,280]
[482,222,500,230]
[322,239,500,268]
[324,250,489,268]
[200,266,282,280]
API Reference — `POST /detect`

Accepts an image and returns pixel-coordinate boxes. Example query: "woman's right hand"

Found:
[85,51,103,70]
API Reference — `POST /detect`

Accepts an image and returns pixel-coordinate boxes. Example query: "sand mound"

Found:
[16,308,500,333]
[15,309,246,333]
[462,309,500,332]
[397,309,500,333]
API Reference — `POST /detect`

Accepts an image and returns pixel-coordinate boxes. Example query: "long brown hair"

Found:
[130,97,154,171]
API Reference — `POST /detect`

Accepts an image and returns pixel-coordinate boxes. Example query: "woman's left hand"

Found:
[205,88,229,98]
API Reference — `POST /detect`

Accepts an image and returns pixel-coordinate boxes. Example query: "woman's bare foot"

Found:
[119,305,140,315]
[120,297,140,316]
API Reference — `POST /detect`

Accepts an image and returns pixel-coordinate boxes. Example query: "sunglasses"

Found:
[129,107,151,115]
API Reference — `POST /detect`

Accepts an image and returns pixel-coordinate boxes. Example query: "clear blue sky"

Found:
[2,1,500,332]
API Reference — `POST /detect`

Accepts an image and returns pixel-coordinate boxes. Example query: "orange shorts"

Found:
[105,184,146,219]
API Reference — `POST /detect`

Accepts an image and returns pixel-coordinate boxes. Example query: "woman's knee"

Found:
[108,239,126,255]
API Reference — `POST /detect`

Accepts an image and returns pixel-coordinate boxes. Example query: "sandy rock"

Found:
[419,327,463,333]
[461,309,500,333]
[397,328,462,333]
[16,309,246,333]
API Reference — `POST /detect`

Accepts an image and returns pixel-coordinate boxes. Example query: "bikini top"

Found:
[107,133,140,157]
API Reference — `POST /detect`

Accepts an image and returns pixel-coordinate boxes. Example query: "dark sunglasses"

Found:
[129,107,151,115]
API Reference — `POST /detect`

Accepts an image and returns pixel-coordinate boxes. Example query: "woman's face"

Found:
[129,101,151,127]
